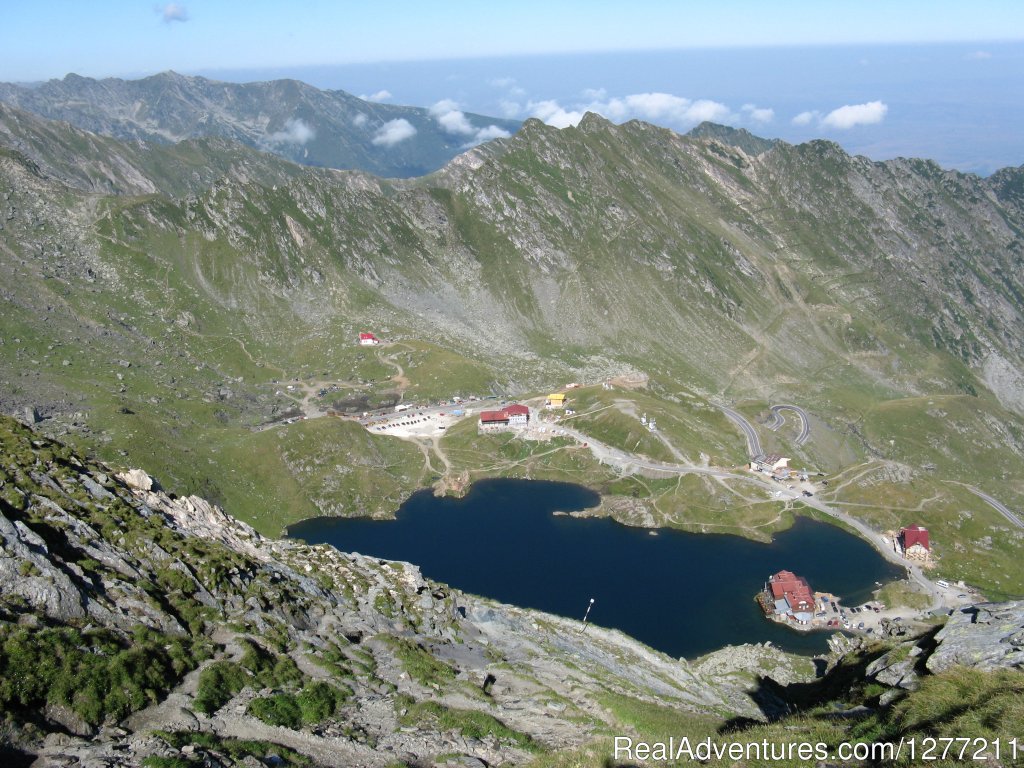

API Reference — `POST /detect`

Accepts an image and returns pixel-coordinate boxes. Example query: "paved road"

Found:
[716,405,762,457]
[963,486,1024,529]
[767,404,811,445]
[552,421,948,614]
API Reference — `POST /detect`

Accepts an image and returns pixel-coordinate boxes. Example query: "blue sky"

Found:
[3,2,1024,172]
[4,0,1023,81]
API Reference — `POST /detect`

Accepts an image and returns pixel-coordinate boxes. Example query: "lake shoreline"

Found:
[289,478,905,658]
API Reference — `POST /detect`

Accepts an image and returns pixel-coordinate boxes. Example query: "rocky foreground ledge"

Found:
[1,414,1023,767]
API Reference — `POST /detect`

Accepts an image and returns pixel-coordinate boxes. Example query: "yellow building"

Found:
[546,393,566,409]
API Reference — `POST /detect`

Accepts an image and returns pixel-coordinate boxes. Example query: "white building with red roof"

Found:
[358,332,381,346]
[766,570,815,624]
[478,404,531,432]
[898,524,931,561]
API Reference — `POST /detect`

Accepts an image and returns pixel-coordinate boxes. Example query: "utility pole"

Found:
[580,598,595,632]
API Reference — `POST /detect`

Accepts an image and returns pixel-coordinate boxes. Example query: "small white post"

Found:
[580,598,595,632]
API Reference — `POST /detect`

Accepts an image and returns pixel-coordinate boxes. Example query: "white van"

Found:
[936,580,950,588]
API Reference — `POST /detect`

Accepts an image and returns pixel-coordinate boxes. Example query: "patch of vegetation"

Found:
[0,624,198,727]
[380,636,457,688]
[599,692,720,745]
[876,580,933,610]
[395,694,540,753]
[247,681,350,728]
[306,640,356,681]
[247,693,303,728]
[194,639,310,715]
[193,661,249,715]
[154,731,312,767]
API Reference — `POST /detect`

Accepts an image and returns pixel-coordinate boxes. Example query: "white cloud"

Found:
[352,113,368,127]
[742,104,774,123]
[499,100,522,118]
[792,110,819,126]
[361,90,392,102]
[157,3,188,23]
[431,99,512,146]
[372,118,417,146]
[489,77,516,88]
[527,91,732,129]
[966,50,992,60]
[430,99,476,136]
[581,87,607,100]
[528,99,587,129]
[820,100,888,129]
[266,118,315,145]
[465,125,512,146]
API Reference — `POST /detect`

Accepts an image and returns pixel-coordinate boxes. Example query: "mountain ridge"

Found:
[0,71,521,178]
[1,102,1023,598]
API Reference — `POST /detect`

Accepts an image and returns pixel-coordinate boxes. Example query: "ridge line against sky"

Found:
[3,0,1024,82]
[3,2,1023,174]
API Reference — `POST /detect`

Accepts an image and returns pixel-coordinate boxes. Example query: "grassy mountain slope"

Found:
[1,108,1023,594]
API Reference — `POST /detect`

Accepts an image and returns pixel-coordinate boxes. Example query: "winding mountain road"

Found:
[766,404,811,445]
[960,485,1024,529]
[716,405,762,457]
[550,416,947,614]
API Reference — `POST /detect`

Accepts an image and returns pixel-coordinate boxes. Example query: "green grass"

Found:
[380,637,457,689]
[154,731,312,767]
[396,694,540,753]
[876,580,933,610]
[0,624,199,727]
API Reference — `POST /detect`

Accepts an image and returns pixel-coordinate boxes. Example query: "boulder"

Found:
[116,468,156,492]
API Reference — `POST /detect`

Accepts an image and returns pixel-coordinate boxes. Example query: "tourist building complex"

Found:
[763,570,815,625]
[478,404,530,432]
[750,454,790,476]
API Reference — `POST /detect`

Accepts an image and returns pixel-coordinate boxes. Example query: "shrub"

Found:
[296,681,346,723]
[0,625,198,726]
[248,693,302,729]
[193,661,248,715]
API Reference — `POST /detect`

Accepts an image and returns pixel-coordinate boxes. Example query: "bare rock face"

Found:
[116,467,156,491]
[927,601,1024,674]
[0,512,88,622]
[866,644,922,690]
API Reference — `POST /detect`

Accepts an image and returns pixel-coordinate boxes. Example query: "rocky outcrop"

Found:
[927,602,1024,673]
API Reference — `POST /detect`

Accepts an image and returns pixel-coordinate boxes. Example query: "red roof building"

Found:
[768,570,815,616]
[479,410,509,424]
[358,332,381,346]
[899,525,931,561]
[478,404,530,430]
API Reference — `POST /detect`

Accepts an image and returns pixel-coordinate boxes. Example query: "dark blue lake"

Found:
[289,479,904,658]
